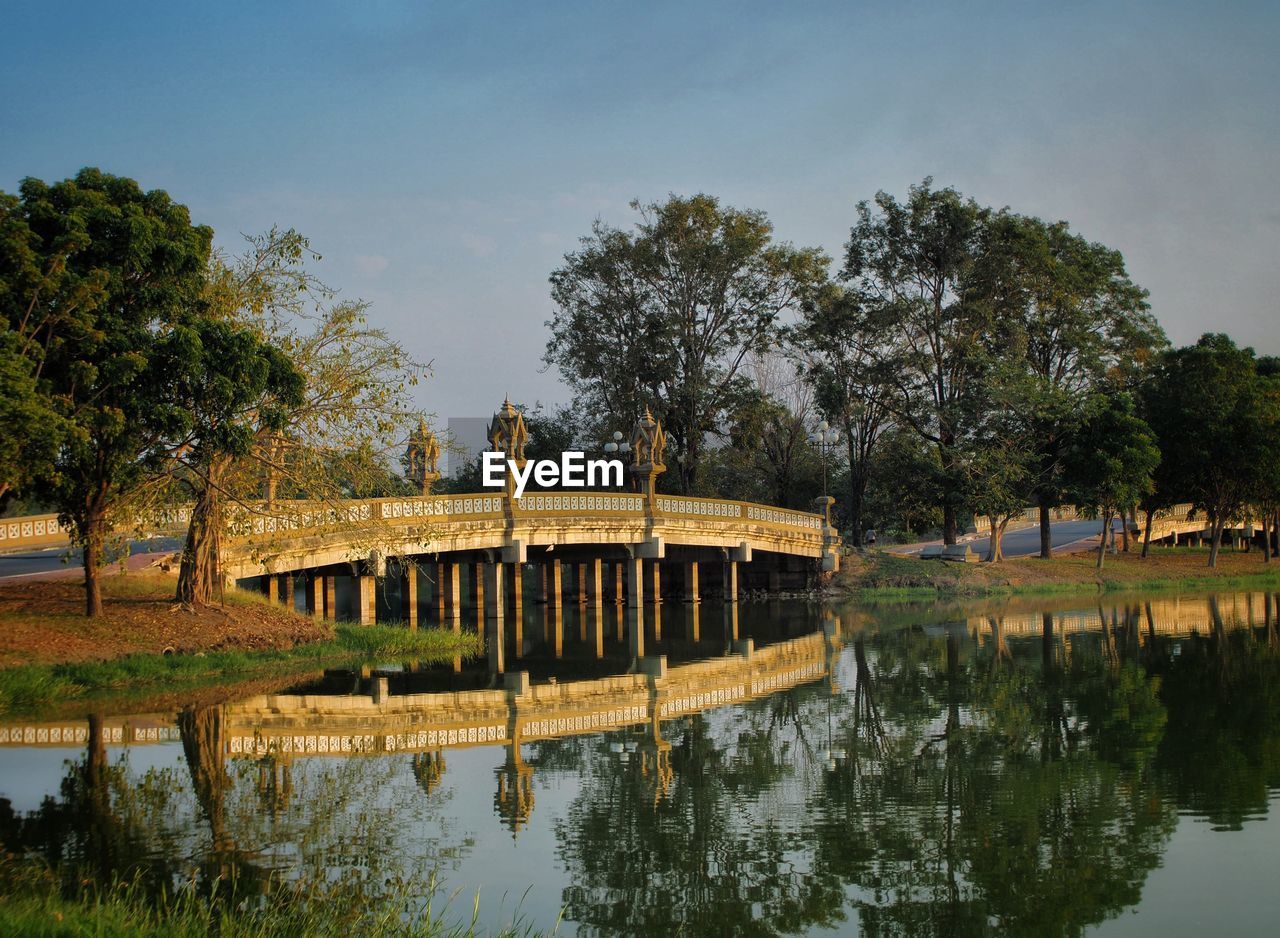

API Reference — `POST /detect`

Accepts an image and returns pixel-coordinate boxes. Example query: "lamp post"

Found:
[603,430,632,490]
[808,421,838,501]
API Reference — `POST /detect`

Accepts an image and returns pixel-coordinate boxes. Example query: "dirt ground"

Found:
[0,572,331,669]
[835,543,1280,595]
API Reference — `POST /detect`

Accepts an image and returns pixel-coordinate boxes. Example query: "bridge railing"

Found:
[1,491,829,554]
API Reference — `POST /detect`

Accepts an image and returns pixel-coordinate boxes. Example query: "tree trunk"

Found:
[1038,501,1052,560]
[1120,508,1131,552]
[942,502,958,546]
[82,509,106,618]
[1263,514,1272,563]
[987,517,1007,563]
[1208,515,1225,568]
[1141,507,1154,558]
[1096,510,1111,570]
[176,466,226,607]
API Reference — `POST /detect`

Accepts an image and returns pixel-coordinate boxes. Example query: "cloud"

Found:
[355,254,390,276]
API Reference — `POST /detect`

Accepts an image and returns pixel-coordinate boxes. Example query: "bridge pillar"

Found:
[613,562,624,604]
[652,601,662,641]
[627,606,645,659]
[472,563,485,616]
[509,563,523,620]
[402,566,419,630]
[283,574,295,610]
[484,562,505,619]
[576,563,588,604]
[324,575,337,621]
[689,603,700,642]
[486,614,505,675]
[723,561,739,603]
[443,562,462,621]
[357,576,376,625]
[266,575,280,604]
[587,558,603,608]
[683,562,700,604]
[305,575,323,617]
[626,557,644,609]
[547,559,563,612]
[647,562,662,604]
[433,562,447,619]
[723,603,739,644]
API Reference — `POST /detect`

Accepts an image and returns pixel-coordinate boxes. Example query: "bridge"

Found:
[0,401,841,624]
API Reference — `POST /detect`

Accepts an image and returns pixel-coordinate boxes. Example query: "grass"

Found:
[0,854,552,937]
[0,622,479,718]
[835,545,1280,601]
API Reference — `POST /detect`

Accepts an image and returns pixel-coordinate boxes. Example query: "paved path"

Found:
[0,538,180,581]
[890,518,1115,559]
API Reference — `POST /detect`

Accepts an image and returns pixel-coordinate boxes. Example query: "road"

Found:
[0,538,182,580]
[892,518,1115,559]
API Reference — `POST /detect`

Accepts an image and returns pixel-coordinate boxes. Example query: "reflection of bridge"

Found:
[0,627,836,757]
[970,592,1277,647]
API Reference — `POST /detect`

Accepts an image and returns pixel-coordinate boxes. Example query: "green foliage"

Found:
[1140,334,1280,564]
[546,193,829,493]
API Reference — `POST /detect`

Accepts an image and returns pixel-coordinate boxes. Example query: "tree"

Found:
[793,285,893,544]
[1141,335,1280,567]
[970,214,1163,558]
[173,228,427,597]
[547,194,828,493]
[1063,394,1160,569]
[840,180,993,544]
[16,170,212,616]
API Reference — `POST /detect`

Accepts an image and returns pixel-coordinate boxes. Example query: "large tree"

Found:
[546,194,828,493]
[971,213,1163,558]
[13,170,212,616]
[793,285,893,544]
[840,180,993,544]
[1141,334,1280,567]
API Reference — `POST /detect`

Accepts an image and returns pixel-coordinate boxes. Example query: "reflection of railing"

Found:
[0,631,832,756]
[971,593,1272,639]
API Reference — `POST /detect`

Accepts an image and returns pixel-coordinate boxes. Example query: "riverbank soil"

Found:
[835,545,1280,596]
[0,572,329,668]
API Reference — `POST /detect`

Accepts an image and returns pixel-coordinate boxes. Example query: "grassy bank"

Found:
[834,545,1280,600]
[0,856,547,937]
[0,572,478,717]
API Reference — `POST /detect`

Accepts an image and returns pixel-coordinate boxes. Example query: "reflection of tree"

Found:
[554,617,1182,937]
[1153,623,1280,829]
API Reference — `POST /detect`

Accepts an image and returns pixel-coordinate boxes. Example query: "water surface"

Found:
[2,591,1280,935]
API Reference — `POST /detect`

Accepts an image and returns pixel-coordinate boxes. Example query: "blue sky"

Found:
[4,1,1277,422]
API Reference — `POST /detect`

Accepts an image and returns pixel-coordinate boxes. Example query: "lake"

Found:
[2,590,1279,935]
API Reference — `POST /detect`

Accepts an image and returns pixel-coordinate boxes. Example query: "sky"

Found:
[3,0,1277,424]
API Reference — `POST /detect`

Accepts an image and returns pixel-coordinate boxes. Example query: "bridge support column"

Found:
[484,562,505,619]
[683,562,700,604]
[613,562,624,604]
[324,575,337,621]
[723,561,739,603]
[587,558,603,608]
[576,563,588,604]
[627,606,644,659]
[486,614,505,676]
[509,563,523,619]
[547,559,562,612]
[402,565,419,630]
[357,576,376,626]
[626,557,643,609]
[433,562,447,619]
[283,574,295,610]
[305,575,323,617]
[266,575,280,604]
[724,603,739,644]
[472,563,485,616]
[689,603,700,642]
[443,562,461,621]
[647,562,662,604]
